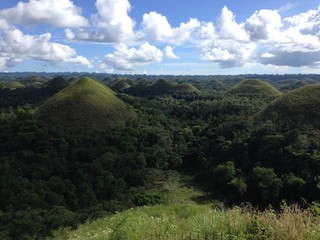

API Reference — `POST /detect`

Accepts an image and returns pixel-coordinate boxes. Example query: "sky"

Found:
[0,0,319,75]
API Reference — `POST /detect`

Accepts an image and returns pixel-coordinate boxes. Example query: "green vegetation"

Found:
[5,81,25,90]
[35,77,136,129]
[52,204,320,240]
[173,83,200,93]
[227,79,282,98]
[1,74,320,239]
[43,76,70,95]
[256,83,320,129]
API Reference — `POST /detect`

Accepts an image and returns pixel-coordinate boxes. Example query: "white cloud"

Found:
[163,46,179,59]
[0,0,88,28]
[68,0,134,42]
[200,40,256,68]
[257,6,320,67]
[101,42,163,71]
[0,18,11,30]
[199,5,320,69]
[141,11,173,41]
[0,28,92,69]
[140,11,200,44]
[219,6,248,41]
[244,10,284,41]
[100,42,179,71]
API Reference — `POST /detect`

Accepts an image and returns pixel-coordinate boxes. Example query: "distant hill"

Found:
[5,81,25,90]
[226,79,282,98]
[256,84,320,129]
[43,76,70,94]
[172,83,200,93]
[111,78,134,92]
[150,79,199,95]
[151,79,176,94]
[35,77,136,129]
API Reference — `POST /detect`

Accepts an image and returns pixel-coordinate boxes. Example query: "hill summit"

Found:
[150,79,199,95]
[256,84,320,129]
[227,79,282,98]
[35,77,136,129]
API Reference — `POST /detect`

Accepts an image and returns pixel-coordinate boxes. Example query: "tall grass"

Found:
[51,204,320,240]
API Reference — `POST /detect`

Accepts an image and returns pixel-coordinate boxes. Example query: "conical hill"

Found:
[227,79,282,98]
[256,84,320,129]
[35,77,136,129]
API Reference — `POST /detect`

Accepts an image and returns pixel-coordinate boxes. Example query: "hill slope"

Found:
[172,83,200,93]
[52,171,320,240]
[5,81,25,90]
[43,76,70,94]
[35,77,136,129]
[150,79,199,95]
[256,84,320,128]
[227,79,282,98]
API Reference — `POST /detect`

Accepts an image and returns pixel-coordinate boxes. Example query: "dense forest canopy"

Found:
[1,74,320,239]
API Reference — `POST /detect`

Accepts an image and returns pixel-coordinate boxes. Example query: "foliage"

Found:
[1,74,320,239]
[51,204,320,240]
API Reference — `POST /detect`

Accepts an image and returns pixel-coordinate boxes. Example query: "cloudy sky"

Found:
[0,0,319,75]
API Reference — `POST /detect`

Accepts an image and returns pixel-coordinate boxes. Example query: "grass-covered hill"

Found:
[150,79,199,95]
[112,79,133,92]
[151,79,176,94]
[173,83,200,93]
[226,79,282,98]
[35,77,136,129]
[43,76,70,94]
[5,81,25,90]
[256,83,320,129]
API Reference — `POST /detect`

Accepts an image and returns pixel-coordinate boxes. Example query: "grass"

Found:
[50,204,320,240]
[50,171,320,240]
[227,79,282,98]
[256,83,320,128]
[35,77,136,129]
[173,83,200,93]
[151,79,199,94]
[5,81,25,90]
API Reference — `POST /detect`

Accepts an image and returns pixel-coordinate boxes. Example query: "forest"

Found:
[1,73,320,239]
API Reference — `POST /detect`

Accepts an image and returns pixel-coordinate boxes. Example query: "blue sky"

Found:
[0,0,319,74]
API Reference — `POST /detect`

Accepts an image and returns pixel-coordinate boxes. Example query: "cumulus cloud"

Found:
[198,5,320,69]
[219,6,248,41]
[200,40,256,68]
[0,28,92,69]
[141,12,173,41]
[100,42,179,71]
[257,6,320,67]
[67,0,134,42]
[0,0,88,28]
[244,10,284,41]
[163,46,179,59]
[140,11,200,44]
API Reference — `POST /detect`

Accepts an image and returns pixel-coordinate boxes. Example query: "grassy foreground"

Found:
[50,171,320,240]
[51,204,320,240]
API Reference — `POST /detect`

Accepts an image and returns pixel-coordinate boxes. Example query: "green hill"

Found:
[5,81,25,90]
[43,76,70,94]
[256,84,320,128]
[172,83,200,93]
[150,79,199,95]
[0,82,5,89]
[151,79,176,94]
[35,77,136,129]
[112,78,134,91]
[227,79,282,98]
